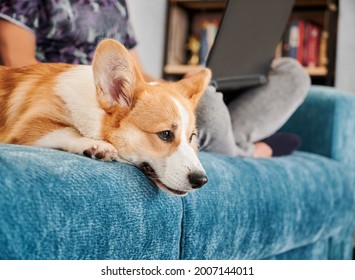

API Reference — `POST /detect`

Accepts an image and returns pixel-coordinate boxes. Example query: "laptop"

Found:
[206,0,295,92]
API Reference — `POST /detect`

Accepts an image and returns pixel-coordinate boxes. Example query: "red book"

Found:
[303,23,310,65]
[297,20,305,64]
[305,22,321,67]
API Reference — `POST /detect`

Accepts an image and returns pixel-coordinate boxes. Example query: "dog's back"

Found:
[0,64,73,144]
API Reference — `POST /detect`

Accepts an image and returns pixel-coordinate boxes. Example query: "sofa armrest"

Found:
[280,86,355,166]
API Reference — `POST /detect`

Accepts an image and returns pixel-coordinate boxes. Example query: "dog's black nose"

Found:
[188,172,208,189]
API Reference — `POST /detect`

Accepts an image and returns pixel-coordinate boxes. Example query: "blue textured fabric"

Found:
[0,86,354,260]
[0,145,182,260]
[180,152,355,259]
[1,146,354,259]
[266,225,355,260]
[280,86,355,168]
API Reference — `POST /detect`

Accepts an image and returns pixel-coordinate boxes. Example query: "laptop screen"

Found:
[206,0,294,91]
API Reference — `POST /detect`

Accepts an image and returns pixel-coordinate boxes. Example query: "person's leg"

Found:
[227,58,311,155]
[196,85,252,157]
[196,58,310,157]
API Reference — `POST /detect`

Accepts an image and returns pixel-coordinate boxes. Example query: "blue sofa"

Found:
[0,86,354,260]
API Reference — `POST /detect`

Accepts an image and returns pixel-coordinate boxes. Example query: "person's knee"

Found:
[196,86,227,126]
[272,58,311,86]
[271,57,311,102]
[198,85,224,106]
[196,86,238,155]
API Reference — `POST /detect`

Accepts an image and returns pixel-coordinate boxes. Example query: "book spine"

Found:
[199,21,218,66]
[318,30,328,67]
[305,23,321,67]
[199,26,208,66]
[167,6,188,65]
[288,21,299,59]
[297,20,305,65]
[303,22,311,65]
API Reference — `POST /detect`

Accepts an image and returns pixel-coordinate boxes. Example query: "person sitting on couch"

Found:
[0,0,310,158]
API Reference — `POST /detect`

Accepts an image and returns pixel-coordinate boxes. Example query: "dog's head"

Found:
[92,39,211,196]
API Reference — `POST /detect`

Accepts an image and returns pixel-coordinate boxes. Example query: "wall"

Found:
[127,0,167,79]
[335,0,355,94]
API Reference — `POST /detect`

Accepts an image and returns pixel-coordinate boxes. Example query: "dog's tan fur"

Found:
[0,64,72,144]
[0,39,211,195]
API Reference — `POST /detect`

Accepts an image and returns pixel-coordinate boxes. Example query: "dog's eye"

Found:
[189,132,197,143]
[157,130,174,143]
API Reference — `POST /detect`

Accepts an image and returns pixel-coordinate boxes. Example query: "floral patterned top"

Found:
[0,0,137,64]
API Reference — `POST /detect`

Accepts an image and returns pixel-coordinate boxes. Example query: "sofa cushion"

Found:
[0,144,182,260]
[280,86,355,167]
[1,144,354,260]
[180,152,355,259]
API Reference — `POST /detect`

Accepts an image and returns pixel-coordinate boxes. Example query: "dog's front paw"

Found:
[83,140,118,161]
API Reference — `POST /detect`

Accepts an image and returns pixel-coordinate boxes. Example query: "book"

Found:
[297,20,305,64]
[318,30,328,67]
[288,21,299,59]
[198,21,218,65]
[167,5,189,65]
[304,22,321,67]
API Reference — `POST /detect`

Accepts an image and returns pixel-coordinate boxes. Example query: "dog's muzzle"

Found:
[139,162,208,195]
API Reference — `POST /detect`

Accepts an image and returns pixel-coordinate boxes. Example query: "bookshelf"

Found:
[163,0,338,86]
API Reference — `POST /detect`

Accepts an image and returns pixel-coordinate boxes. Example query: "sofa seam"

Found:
[178,197,186,260]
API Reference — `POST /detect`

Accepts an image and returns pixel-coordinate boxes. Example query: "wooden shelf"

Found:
[304,66,328,76]
[164,64,203,75]
[294,0,336,9]
[171,0,336,10]
[164,64,328,77]
[170,0,227,10]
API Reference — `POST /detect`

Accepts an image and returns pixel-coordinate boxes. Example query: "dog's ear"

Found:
[176,68,212,109]
[92,39,144,109]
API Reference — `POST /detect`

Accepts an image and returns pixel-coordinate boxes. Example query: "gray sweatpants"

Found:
[196,58,311,157]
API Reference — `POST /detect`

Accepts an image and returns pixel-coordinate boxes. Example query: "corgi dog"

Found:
[0,39,211,196]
